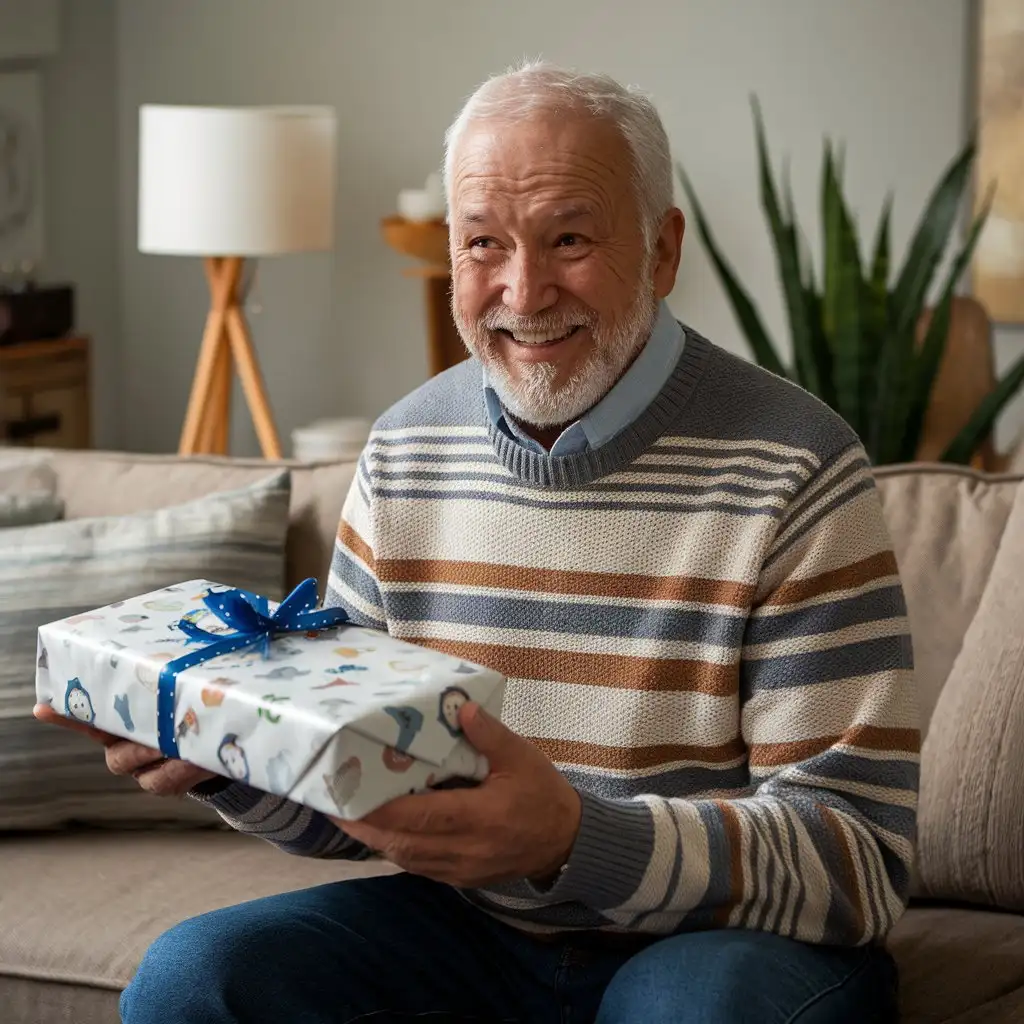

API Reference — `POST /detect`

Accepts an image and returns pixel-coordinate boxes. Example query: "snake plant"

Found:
[677,100,1024,466]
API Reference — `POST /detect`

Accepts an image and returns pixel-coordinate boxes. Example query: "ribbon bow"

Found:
[157,578,349,757]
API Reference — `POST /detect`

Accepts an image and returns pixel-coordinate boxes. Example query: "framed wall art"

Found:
[0,72,45,272]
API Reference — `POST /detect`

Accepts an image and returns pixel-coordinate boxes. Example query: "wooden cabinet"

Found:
[0,336,91,449]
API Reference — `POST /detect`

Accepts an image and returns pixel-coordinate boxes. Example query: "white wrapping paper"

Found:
[36,580,505,819]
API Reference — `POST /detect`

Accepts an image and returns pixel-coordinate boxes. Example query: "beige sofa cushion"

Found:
[915,479,1024,911]
[1,830,397,1024]
[44,450,358,592]
[874,466,1020,735]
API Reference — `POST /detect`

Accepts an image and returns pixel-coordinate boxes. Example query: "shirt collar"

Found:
[483,300,685,456]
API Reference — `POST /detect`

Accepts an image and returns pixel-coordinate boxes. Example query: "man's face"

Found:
[449,115,673,428]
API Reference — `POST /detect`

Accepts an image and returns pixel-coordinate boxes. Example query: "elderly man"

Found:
[41,62,917,1023]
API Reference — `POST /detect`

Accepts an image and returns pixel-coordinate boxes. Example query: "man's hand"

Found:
[332,701,582,889]
[33,703,216,796]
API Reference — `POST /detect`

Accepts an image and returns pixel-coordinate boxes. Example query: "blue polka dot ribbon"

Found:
[157,578,349,758]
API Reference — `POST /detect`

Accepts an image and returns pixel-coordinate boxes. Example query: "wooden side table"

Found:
[380,217,467,376]
[0,335,91,448]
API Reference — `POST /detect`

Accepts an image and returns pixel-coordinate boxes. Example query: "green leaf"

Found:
[896,198,991,462]
[860,196,892,420]
[823,168,865,433]
[869,193,892,295]
[942,348,1024,464]
[752,99,820,395]
[803,285,837,410]
[890,141,976,337]
[821,142,842,342]
[676,159,789,379]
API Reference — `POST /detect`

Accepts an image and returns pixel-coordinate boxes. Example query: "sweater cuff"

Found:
[524,790,654,910]
[188,777,234,801]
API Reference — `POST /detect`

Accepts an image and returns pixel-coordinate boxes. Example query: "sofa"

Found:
[2,448,1023,1023]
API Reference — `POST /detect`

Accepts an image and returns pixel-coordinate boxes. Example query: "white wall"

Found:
[113,0,1023,456]
[8,0,120,448]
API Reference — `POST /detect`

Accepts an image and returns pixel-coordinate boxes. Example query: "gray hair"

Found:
[442,60,674,251]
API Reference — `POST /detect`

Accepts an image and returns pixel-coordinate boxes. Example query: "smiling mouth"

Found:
[497,325,584,347]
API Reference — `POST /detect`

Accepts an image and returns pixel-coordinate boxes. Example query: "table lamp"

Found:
[138,104,336,458]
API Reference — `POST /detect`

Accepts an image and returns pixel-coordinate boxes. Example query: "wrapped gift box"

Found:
[35,579,505,819]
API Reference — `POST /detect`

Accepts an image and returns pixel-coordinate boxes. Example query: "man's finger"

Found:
[33,703,120,747]
[457,701,519,767]
[105,739,166,777]
[346,787,483,837]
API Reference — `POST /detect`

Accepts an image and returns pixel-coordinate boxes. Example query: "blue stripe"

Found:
[741,633,913,695]
[745,586,907,646]
[560,763,751,801]
[802,749,919,793]
[330,546,382,609]
[696,801,736,911]
[381,590,747,646]
[372,433,488,448]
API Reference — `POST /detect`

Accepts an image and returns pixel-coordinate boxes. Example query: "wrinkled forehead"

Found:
[450,115,634,221]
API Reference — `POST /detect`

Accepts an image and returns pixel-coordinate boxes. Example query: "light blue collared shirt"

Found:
[483,300,685,455]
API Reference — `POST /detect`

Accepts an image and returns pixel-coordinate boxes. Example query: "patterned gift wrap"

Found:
[35,579,505,819]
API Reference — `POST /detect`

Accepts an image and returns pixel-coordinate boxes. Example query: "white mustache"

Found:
[481,309,595,334]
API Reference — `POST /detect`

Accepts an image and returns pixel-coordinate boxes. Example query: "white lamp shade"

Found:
[138,105,336,256]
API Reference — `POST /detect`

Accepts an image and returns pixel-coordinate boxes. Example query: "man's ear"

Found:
[652,207,685,300]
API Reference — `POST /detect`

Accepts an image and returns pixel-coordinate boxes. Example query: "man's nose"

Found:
[502,249,558,316]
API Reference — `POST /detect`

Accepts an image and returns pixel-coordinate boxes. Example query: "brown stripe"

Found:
[338,521,375,571]
[529,736,747,771]
[714,800,746,929]
[749,724,920,768]
[379,558,755,607]
[821,806,865,940]
[406,638,739,696]
[761,551,898,607]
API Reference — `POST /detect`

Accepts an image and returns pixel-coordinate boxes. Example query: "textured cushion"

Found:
[887,905,1024,1023]
[874,466,1021,734]
[43,450,357,592]
[915,480,1024,911]
[0,830,395,1024]
[0,454,63,527]
[0,471,292,830]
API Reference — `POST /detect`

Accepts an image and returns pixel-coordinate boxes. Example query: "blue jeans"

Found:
[120,872,898,1023]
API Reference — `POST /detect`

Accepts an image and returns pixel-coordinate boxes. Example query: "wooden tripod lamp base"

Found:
[178,256,283,459]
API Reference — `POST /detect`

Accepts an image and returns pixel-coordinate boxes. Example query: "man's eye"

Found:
[470,238,496,249]
[555,234,581,247]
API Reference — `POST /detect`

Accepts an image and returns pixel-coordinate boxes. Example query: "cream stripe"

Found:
[652,435,821,464]
[758,490,893,594]
[393,618,735,663]
[743,670,917,743]
[325,573,385,623]
[373,457,798,493]
[742,615,909,659]
[374,498,770,577]
[501,679,737,748]
[633,451,816,475]
[374,475,792,511]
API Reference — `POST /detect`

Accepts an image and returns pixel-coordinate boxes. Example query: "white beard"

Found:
[453,275,660,430]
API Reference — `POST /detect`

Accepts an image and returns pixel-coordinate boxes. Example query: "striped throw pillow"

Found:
[0,470,291,830]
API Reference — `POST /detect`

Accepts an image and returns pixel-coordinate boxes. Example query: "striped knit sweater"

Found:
[201,327,919,946]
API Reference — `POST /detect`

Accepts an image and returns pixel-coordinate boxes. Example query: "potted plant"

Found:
[677,102,1024,466]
